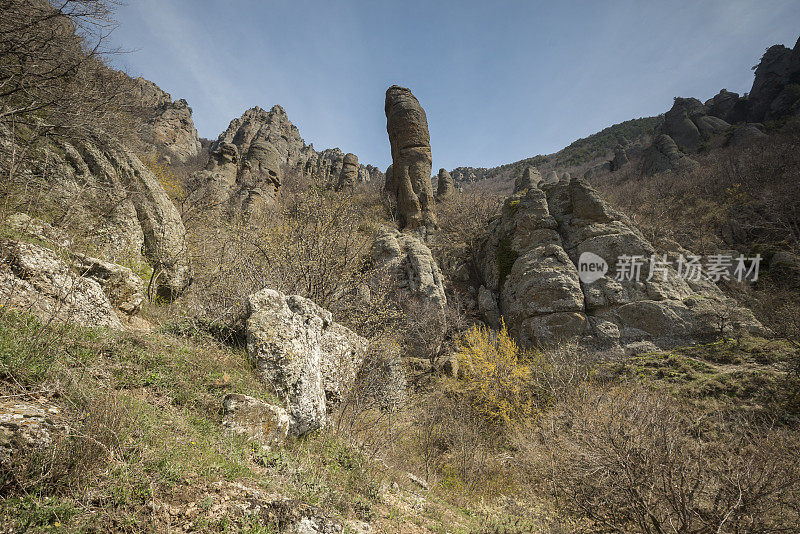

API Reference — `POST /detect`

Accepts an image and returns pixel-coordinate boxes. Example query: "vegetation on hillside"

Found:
[2,2,800,533]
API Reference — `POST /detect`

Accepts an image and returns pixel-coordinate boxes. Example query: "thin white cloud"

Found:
[134,0,240,135]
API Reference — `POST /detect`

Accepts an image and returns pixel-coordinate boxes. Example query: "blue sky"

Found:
[107,0,800,171]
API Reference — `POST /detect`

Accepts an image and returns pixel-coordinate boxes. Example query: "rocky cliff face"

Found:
[477,174,764,349]
[746,36,800,122]
[190,106,378,215]
[2,128,192,299]
[134,78,202,165]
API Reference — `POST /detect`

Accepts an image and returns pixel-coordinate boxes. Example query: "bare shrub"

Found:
[527,384,800,533]
[0,0,140,196]
[185,183,383,337]
[414,389,491,492]
[0,392,132,496]
[433,189,503,276]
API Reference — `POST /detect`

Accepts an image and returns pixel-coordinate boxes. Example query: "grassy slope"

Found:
[2,305,795,532]
[0,312,513,533]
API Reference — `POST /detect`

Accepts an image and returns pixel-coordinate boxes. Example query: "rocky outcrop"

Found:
[514,166,541,193]
[707,89,745,123]
[728,123,767,146]
[237,140,283,218]
[435,168,455,201]
[543,170,560,185]
[134,78,202,165]
[246,289,367,436]
[72,254,145,318]
[747,37,800,122]
[663,97,730,152]
[1,238,124,329]
[35,131,191,299]
[192,106,376,213]
[371,228,446,308]
[222,393,291,447]
[336,153,359,191]
[610,145,628,171]
[477,285,501,329]
[0,397,64,462]
[5,212,70,248]
[156,481,347,533]
[476,177,764,349]
[384,85,437,233]
[642,134,699,175]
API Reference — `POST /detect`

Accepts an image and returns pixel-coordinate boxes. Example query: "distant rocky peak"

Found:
[134,77,201,165]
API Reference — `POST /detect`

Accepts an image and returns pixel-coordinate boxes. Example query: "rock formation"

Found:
[336,153,359,191]
[543,170,560,185]
[72,254,146,319]
[435,168,455,200]
[643,134,699,175]
[1,239,125,329]
[663,97,731,152]
[13,130,192,299]
[192,106,377,214]
[514,166,541,193]
[371,228,447,308]
[237,140,283,218]
[728,123,768,146]
[246,288,367,435]
[707,89,744,123]
[384,85,437,233]
[747,37,800,122]
[610,145,628,171]
[134,78,202,165]
[222,393,291,447]
[477,176,764,349]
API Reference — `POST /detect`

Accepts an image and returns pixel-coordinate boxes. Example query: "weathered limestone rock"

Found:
[72,254,145,317]
[476,176,764,348]
[477,285,501,329]
[384,85,437,232]
[543,170,560,185]
[436,168,455,201]
[336,153,359,191]
[747,39,800,122]
[0,239,123,329]
[663,97,730,152]
[134,77,202,165]
[239,140,283,217]
[6,213,70,248]
[21,130,192,299]
[0,397,64,461]
[707,89,743,123]
[192,106,376,211]
[728,123,768,146]
[246,289,367,435]
[371,228,446,308]
[514,166,541,193]
[222,393,291,447]
[610,145,628,171]
[319,321,368,406]
[643,134,699,175]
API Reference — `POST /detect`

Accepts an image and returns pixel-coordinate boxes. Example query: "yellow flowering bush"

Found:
[457,321,543,428]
